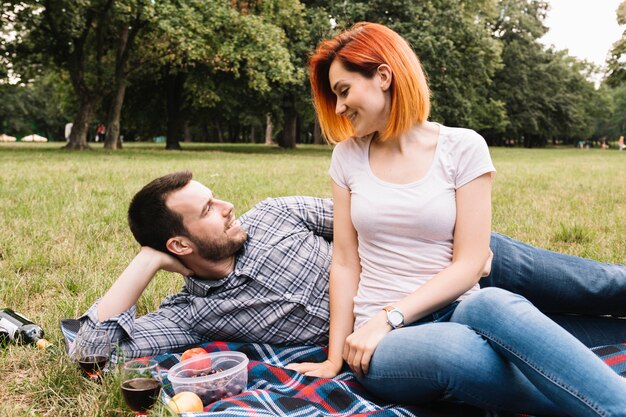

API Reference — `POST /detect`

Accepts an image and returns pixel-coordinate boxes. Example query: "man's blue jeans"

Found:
[359,288,626,416]
[483,233,626,347]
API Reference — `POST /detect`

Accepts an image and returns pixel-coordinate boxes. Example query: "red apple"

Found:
[180,347,212,372]
[180,347,207,362]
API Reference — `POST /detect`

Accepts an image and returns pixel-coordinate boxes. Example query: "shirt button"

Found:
[284,292,292,299]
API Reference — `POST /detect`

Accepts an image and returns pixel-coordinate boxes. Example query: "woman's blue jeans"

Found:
[484,233,626,347]
[358,288,626,416]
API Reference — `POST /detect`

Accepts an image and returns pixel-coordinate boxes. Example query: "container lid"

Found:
[168,351,248,384]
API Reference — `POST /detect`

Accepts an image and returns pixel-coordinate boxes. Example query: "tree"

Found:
[229,0,330,148]
[103,1,152,150]
[594,83,626,140]
[0,67,74,140]
[606,0,626,87]
[135,0,299,149]
[3,0,149,149]
[305,0,505,135]
[484,0,603,147]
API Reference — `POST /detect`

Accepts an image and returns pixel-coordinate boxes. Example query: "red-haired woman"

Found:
[287,22,626,415]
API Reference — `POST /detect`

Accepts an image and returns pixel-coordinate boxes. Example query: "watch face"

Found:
[388,310,403,327]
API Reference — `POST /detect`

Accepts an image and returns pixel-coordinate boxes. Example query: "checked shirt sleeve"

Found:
[78,298,200,361]
[271,197,334,241]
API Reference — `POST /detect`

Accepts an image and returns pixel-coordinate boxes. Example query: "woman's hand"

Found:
[343,311,391,377]
[285,359,343,378]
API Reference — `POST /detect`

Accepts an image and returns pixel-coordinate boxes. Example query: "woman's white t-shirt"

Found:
[329,124,496,329]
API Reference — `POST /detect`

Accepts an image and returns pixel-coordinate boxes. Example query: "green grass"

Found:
[0,142,624,416]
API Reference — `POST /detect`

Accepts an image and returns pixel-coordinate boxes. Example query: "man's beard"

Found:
[190,230,247,261]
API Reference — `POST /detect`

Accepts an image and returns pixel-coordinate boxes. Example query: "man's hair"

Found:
[127,171,193,253]
[309,22,430,144]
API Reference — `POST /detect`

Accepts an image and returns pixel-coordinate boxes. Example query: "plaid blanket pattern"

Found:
[60,319,626,417]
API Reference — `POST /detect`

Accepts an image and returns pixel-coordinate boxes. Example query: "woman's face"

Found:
[328,59,391,138]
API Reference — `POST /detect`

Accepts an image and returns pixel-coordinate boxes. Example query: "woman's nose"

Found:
[335,100,346,115]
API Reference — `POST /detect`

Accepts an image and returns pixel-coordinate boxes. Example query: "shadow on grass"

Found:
[0,142,333,157]
[175,143,333,156]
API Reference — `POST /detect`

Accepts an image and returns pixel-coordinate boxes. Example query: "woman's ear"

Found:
[377,64,392,91]
[166,236,192,256]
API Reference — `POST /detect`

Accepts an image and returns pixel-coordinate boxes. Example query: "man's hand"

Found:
[342,311,391,377]
[141,246,194,276]
[285,358,343,379]
[97,247,193,322]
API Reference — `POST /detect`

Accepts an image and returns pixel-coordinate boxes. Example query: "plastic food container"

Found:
[167,351,248,405]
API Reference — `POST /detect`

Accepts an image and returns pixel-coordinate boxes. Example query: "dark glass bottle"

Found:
[0,324,9,346]
[0,308,51,349]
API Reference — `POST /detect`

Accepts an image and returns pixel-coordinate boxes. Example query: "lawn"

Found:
[0,142,624,416]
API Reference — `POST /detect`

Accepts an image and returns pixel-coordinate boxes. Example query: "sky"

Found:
[540,0,624,68]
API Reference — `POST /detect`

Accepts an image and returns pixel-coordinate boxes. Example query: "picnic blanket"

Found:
[60,319,626,417]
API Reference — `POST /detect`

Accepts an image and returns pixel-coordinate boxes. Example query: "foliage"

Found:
[118,0,304,148]
[595,83,626,140]
[484,0,606,147]
[0,69,74,140]
[606,0,626,87]
[0,0,619,147]
[315,0,506,132]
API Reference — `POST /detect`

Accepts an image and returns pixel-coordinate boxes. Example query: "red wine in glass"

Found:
[121,377,162,414]
[77,355,108,377]
[72,329,111,381]
[121,359,162,416]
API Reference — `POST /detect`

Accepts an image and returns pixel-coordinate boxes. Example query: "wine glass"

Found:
[120,358,162,416]
[72,328,111,381]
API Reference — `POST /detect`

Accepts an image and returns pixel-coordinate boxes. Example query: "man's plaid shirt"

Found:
[80,197,334,359]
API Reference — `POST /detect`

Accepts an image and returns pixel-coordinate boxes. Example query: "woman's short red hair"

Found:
[309,22,430,144]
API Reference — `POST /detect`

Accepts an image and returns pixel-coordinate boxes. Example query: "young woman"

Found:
[287,22,626,415]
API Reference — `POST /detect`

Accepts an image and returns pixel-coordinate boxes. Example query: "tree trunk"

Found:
[295,115,300,143]
[104,80,126,150]
[313,117,324,144]
[278,94,297,149]
[183,121,191,142]
[230,123,240,142]
[214,125,223,143]
[264,113,273,145]
[250,125,256,143]
[165,70,185,150]
[104,24,132,150]
[64,97,95,150]
[279,114,296,148]
[103,6,146,149]
[202,122,210,142]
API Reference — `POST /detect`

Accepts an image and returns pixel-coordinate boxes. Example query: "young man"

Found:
[79,171,626,359]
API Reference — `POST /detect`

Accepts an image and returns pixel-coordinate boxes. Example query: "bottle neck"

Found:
[0,309,50,348]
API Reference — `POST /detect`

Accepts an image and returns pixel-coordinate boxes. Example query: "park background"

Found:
[1,1,625,416]
[3,0,626,149]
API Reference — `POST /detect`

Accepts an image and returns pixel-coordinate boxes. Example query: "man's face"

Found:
[166,180,247,260]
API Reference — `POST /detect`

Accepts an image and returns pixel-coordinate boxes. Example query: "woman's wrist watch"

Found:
[383,306,405,329]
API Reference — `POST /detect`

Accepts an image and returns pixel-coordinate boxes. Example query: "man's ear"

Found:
[377,64,392,91]
[166,236,193,256]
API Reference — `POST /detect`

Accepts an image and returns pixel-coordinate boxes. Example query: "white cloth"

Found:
[64,123,73,141]
[329,124,496,329]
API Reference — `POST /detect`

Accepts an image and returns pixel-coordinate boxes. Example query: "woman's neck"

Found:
[373,121,439,154]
